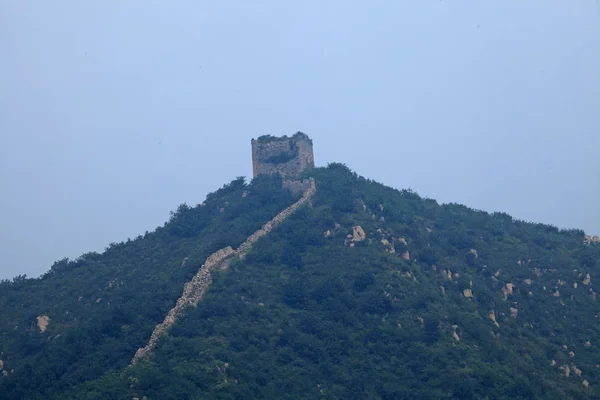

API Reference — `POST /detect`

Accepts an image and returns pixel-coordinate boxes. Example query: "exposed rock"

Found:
[440,286,445,295]
[510,308,518,318]
[452,330,460,342]
[583,380,589,388]
[494,270,501,278]
[469,248,478,259]
[560,365,571,377]
[523,279,532,285]
[324,230,332,238]
[398,237,408,246]
[583,273,591,285]
[352,226,366,242]
[502,283,514,300]
[463,289,473,298]
[417,316,424,325]
[380,238,395,253]
[553,290,560,297]
[572,365,582,376]
[569,351,575,358]
[489,311,500,328]
[36,315,50,333]
[585,340,591,347]
[0,360,3,370]
[574,282,578,289]
[425,227,432,233]
[402,251,410,261]
[551,360,557,366]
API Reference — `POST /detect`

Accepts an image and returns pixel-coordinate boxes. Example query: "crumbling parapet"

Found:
[251,132,314,178]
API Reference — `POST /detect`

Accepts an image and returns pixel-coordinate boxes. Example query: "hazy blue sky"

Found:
[1,1,599,279]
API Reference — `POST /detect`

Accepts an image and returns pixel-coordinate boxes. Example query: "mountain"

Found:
[1,163,599,399]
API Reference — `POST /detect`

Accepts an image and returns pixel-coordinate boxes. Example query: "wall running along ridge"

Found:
[130,178,316,366]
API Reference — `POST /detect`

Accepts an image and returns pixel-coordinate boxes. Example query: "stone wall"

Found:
[130,179,316,366]
[282,179,314,196]
[251,132,314,178]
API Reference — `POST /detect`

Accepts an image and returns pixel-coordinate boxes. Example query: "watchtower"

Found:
[251,132,315,178]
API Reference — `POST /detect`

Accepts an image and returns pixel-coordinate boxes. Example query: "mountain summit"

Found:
[0,133,599,399]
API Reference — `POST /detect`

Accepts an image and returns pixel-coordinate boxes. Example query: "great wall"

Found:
[131,133,316,365]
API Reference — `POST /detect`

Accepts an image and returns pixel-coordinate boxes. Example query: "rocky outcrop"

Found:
[36,315,50,333]
[452,325,460,342]
[502,283,514,300]
[352,226,366,242]
[130,179,316,366]
[346,226,367,247]
[469,249,478,259]
[583,273,591,285]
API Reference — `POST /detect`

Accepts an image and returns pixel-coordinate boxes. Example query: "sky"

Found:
[1,1,599,280]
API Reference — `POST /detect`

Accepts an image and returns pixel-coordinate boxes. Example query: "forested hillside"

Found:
[1,164,599,399]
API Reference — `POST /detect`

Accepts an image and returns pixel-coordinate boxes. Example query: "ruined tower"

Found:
[251,132,315,178]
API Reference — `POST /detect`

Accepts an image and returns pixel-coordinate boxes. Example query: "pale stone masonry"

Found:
[130,179,316,366]
[251,132,314,178]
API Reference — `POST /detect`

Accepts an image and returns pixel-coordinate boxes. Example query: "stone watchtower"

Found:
[251,132,315,178]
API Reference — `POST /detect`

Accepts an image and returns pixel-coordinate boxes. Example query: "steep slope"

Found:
[131,178,315,365]
[0,174,299,399]
[1,164,599,399]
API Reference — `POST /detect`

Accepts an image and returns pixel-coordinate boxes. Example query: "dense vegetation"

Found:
[1,164,599,399]
[264,147,298,164]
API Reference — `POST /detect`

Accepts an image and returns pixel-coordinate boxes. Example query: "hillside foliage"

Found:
[0,164,599,399]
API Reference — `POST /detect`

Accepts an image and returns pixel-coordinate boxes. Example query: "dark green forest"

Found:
[1,164,599,399]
